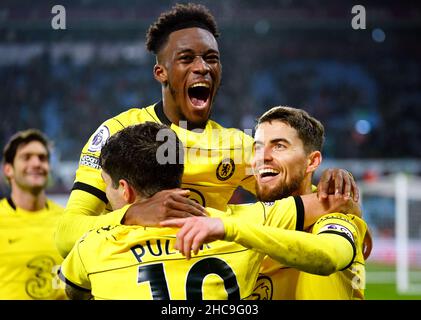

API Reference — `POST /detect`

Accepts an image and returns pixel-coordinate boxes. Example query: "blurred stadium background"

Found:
[1,0,420,299]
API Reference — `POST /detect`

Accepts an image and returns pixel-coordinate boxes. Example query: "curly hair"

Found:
[146,3,219,54]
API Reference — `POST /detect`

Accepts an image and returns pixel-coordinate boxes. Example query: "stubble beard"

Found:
[16,178,47,197]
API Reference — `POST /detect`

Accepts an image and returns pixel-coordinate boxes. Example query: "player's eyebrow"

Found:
[19,151,48,157]
[253,138,291,148]
[269,138,291,145]
[176,48,219,55]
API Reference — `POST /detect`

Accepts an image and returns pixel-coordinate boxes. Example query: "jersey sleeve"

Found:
[55,190,126,257]
[59,234,91,292]
[310,212,362,268]
[72,118,125,215]
[222,206,356,275]
[56,117,126,258]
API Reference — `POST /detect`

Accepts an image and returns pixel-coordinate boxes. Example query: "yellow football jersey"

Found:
[255,213,368,300]
[57,102,255,257]
[0,198,67,300]
[60,197,301,300]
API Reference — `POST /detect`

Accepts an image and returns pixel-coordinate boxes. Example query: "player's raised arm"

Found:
[161,193,363,274]
[161,214,356,275]
[55,119,127,257]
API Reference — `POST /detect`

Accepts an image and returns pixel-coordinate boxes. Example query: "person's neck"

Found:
[291,176,314,196]
[10,188,46,211]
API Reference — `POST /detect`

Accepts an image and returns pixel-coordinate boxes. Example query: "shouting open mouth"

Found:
[188,82,211,109]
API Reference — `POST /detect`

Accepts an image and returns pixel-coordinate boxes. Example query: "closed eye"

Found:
[205,54,220,63]
[179,55,194,63]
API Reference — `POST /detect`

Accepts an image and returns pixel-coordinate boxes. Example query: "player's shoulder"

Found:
[46,199,65,212]
[265,196,299,213]
[0,197,9,211]
[108,104,157,127]
[262,196,301,220]
[208,120,252,138]
[207,120,254,151]
[315,212,364,225]
[345,214,369,234]
[227,202,266,222]
[77,225,121,249]
[314,212,351,225]
[314,212,368,238]
[83,104,158,152]
[0,197,14,213]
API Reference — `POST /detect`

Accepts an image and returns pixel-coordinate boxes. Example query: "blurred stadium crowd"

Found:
[0,0,420,195]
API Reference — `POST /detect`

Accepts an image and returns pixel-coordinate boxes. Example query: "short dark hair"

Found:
[257,106,325,154]
[99,122,184,199]
[146,3,219,54]
[3,129,50,164]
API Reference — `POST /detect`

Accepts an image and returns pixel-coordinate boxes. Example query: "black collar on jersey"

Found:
[7,196,49,211]
[7,197,16,210]
[154,101,172,126]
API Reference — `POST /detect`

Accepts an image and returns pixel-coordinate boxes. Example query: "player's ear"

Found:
[154,64,168,85]
[3,163,13,180]
[306,151,322,174]
[119,179,136,204]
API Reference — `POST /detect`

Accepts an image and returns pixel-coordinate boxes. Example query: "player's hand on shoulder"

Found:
[122,188,206,226]
[317,168,359,202]
[323,194,362,218]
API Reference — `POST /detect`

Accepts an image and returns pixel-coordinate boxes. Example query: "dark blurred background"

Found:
[0,0,420,190]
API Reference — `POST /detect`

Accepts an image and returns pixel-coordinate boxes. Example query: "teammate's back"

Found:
[61,207,263,300]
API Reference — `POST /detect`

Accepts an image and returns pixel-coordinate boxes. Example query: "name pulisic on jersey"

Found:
[131,238,211,263]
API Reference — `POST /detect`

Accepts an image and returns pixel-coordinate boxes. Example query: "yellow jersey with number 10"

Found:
[60,197,302,299]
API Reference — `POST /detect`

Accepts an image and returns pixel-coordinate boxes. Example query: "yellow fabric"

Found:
[57,104,255,257]
[0,198,67,300]
[56,190,126,258]
[256,213,367,300]
[223,217,354,276]
[258,184,316,275]
[60,198,298,300]
[294,214,367,300]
